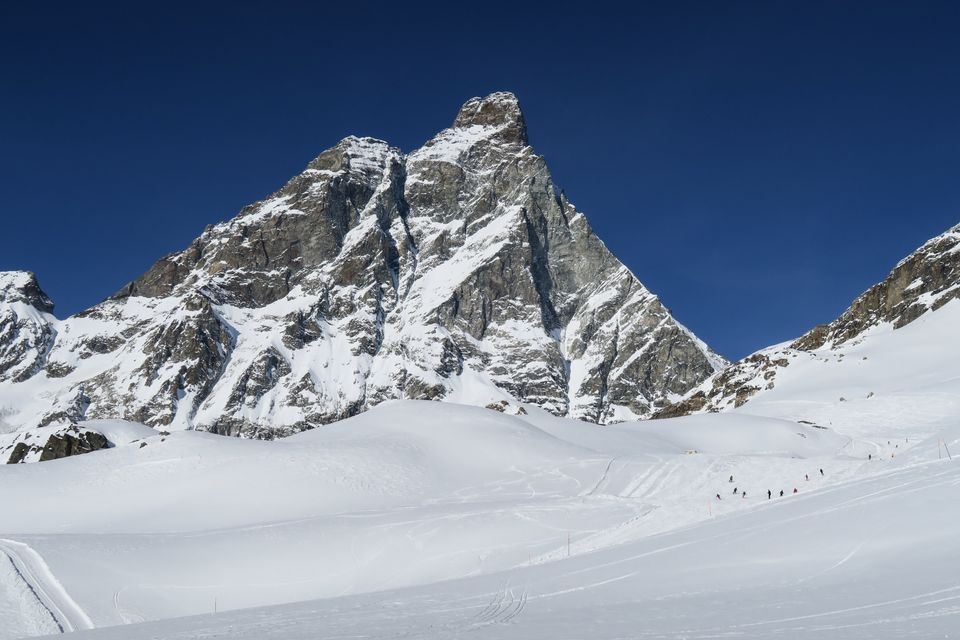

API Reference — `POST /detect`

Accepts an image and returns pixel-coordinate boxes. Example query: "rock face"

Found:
[654,223,960,417]
[791,223,960,350]
[4,425,109,464]
[0,92,723,437]
[0,272,56,384]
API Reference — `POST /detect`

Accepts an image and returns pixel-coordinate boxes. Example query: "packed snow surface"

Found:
[60,459,960,640]
[1,302,958,638]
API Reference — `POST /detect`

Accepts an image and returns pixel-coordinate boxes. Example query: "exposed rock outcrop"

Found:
[792,224,960,350]
[4,425,109,464]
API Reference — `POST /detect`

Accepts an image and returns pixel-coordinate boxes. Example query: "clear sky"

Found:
[2,1,958,359]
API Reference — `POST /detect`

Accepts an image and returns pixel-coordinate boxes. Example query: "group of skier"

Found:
[869,438,909,460]
[712,438,913,503]
[715,468,825,502]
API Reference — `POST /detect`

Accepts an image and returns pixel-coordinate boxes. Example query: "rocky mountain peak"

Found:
[0,91,724,436]
[0,271,56,386]
[451,91,528,145]
[0,271,54,313]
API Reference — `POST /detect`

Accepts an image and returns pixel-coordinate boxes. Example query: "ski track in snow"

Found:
[0,538,93,634]
[582,456,618,496]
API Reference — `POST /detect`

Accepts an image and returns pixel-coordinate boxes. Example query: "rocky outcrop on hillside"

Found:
[792,224,960,350]
[654,223,960,417]
[4,424,109,464]
[0,92,724,437]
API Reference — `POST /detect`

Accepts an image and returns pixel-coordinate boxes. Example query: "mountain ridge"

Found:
[0,92,723,437]
[654,220,960,418]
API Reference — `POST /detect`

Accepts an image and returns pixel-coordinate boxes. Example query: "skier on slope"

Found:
[729,475,734,483]
[767,490,772,499]
[793,488,798,494]
[805,474,809,481]
[733,487,738,495]
[779,490,784,497]
[742,491,747,499]
[820,468,824,476]
[716,493,722,501]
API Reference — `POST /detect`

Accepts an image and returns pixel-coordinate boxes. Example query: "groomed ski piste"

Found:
[2,300,959,639]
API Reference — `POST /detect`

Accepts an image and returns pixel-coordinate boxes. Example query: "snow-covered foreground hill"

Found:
[60,448,960,640]
[2,302,958,638]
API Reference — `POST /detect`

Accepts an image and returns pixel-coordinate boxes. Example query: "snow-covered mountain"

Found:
[0,92,723,437]
[2,204,959,638]
[3,305,959,638]
[655,222,960,417]
[0,272,55,386]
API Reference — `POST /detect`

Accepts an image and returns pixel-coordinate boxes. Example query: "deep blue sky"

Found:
[2,2,958,359]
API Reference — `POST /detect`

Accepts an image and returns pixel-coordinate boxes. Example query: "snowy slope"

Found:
[0,401,851,628]
[58,455,960,640]
[726,299,960,436]
[2,287,958,638]
[2,384,956,638]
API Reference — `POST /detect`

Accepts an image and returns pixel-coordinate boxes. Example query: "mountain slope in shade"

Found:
[0,272,55,386]
[0,92,723,437]
[655,222,960,417]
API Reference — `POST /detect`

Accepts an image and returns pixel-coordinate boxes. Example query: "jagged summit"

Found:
[452,91,528,145]
[0,271,54,313]
[113,134,406,306]
[0,271,56,386]
[0,92,723,436]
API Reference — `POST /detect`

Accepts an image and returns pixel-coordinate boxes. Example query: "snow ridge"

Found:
[0,538,93,633]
